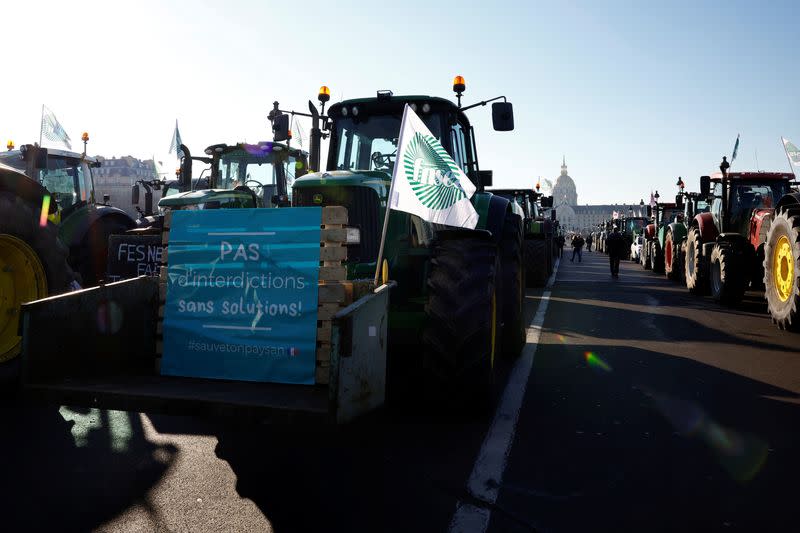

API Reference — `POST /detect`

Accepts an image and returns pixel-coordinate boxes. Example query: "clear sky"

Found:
[2,0,798,204]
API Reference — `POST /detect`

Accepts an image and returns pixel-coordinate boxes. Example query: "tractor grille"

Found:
[293,186,380,263]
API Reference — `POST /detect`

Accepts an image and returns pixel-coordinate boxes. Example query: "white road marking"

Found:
[448,258,559,532]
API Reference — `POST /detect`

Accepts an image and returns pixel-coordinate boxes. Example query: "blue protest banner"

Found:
[161,207,321,384]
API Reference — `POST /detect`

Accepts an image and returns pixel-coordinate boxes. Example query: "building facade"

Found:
[550,157,644,234]
[93,156,160,218]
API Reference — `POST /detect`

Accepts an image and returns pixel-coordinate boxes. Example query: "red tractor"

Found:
[684,170,794,305]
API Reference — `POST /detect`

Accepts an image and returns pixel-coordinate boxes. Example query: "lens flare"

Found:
[584,351,612,372]
[649,390,769,482]
[39,195,50,227]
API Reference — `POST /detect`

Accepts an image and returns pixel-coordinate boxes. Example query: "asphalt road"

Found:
[2,248,798,532]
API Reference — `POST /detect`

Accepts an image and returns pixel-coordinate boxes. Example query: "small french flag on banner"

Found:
[290,347,299,357]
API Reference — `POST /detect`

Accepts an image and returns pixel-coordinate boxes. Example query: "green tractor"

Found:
[489,189,554,286]
[663,189,710,281]
[1,140,138,363]
[641,202,683,273]
[281,81,524,400]
[619,216,648,260]
[136,141,308,224]
[0,142,137,286]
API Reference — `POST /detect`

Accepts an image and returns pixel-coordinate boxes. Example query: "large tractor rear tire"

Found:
[500,215,525,358]
[642,241,652,270]
[652,241,665,273]
[764,209,800,330]
[71,217,133,287]
[525,239,548,287]
[0,193,77,363]
[685,227,706,294]
[423,234,499,406]
[665,230,681,281]
[709,243,747,306]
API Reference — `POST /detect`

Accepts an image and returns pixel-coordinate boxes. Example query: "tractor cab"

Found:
[323,94,498,191]
[708,173,793,237]
[0,144,98,223]
[156,141,308,213]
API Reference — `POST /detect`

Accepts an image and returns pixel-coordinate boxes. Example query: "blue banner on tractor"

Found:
[161,208,321,384]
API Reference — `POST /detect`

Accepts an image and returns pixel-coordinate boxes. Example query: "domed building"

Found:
[547,156,638,235]
[553,156,577,207]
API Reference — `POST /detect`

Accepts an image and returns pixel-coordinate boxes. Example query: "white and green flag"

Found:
[388,104,478,228]
[169,120,184,158]
[782,137,800,168]
[40,105,72,149]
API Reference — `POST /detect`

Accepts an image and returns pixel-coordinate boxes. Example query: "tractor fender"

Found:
[644,223,655,240]
[749,208,774,250]
[0,164,55,214]
[693,212,718,243]
[477,193,512,246]
[58,204,136,249]
[775,192,800,212]
[667,222,687,244]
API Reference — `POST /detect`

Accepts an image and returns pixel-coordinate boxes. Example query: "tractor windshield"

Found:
[0,151,91,209]
[332,113,442,174]
[729,182,788,214]
[40,158,92,209]
[217,147,300,200]
[625,218,646,233]
[661,208,683,224]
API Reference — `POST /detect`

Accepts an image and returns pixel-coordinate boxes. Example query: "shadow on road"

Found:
[1,403,176,532]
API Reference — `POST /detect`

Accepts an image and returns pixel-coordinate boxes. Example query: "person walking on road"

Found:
[606,225,625,277]
[586,234,593,252]
[557,234,565,258]
[571,234,585,263]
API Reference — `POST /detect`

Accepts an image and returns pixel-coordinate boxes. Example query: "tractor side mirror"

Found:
[492,102,514,131]
[272,114,290,142]
[478,170,493,187]
[131,184,140,204]
[540,196,553,208]
[700,175,711,198]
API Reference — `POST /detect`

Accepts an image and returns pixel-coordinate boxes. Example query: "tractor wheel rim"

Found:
[0,235,48,362]
[773,235,794,302]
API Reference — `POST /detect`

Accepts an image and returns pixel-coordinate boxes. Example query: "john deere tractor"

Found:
[664,188,710,281]
[282,80,523,401]
[0,142,137,288]
[135,141,308,226]
[489,188,554,286]
[685,169,793,305]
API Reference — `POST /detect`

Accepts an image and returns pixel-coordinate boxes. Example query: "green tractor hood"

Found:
[293,170,391,199]
[157,188,256,209]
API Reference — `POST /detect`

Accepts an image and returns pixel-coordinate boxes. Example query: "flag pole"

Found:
[39,104,44,146]
[373,104,410,286]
